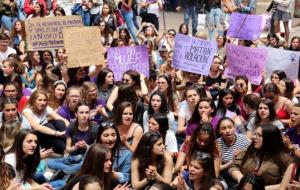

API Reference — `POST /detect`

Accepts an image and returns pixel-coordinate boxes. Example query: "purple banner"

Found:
[107,45,149,81]
[172,34,217,76]
[227,13,262,40]
[225,44,267,85]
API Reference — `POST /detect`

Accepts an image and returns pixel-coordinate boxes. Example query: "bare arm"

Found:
[177,115,186,134]
[106,86,119,111]
[131,159,152,190]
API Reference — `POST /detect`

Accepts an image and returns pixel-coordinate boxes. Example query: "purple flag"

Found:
[225,43,267,85]
[172,34,217,76]
[227,13,262,40]
[107,45,149,81]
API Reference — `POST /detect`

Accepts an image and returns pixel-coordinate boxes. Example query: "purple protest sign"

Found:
[172,34,217,76]
[225,44,267,85]
[107,45,149,81]
[227,13,262,40]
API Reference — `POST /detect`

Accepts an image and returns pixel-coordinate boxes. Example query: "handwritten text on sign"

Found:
[25,16,83,50]
[107,45,149,81]
[225,44,267,85]
[172,34,217,76]
[227,13,262,40]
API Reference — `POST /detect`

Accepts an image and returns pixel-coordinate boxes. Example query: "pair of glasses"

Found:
[100,121,115,128]
[235,83,244,88]
[168,33,175,36]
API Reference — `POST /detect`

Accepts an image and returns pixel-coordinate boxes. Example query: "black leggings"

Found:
[37,120,67,154]
[142,13,159,31]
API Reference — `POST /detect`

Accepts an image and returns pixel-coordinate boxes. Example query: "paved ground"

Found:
[150,1,299,39]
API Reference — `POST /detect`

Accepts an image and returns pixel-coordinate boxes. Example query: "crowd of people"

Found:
[0,0,300,189]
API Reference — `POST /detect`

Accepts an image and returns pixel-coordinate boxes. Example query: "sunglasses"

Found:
[235,83,244,88]
[168,33,175,36]
[100,121,115,128]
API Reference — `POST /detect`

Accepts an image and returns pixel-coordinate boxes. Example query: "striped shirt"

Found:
[217,134,251,163]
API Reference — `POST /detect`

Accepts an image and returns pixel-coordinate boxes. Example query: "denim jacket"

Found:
[235,0,256,14]
[71,3,91,26]
[113,145,132,184]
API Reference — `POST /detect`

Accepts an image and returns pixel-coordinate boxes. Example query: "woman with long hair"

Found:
[131,131,173,190]
[96,122,132,185]
[93,3,116,32]
[22,90,69,154]
[246,98,285,138]
[5,129,53,189]
[148,113,178,154]
[172,151,218,190]
[263,83,293,126]
[95,68,115,103]
[0,120,21,152]
[115,101,143,152]
[229,124,293,188]
[175,123,220,177]
[47,103,95,174]
[215,88,240,118]
[143,91,175,133]
[287,36,300,51]
[10,20,26,55]
[233,75,251,120]
[47,80,67,110]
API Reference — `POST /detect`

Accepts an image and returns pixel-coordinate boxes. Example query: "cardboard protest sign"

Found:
[225,44,267,85]
[25,16,83,50]
[172,34,217,76]
[227,13,262,40]
[63,27,104,68]
[107,45,149,81]
[265,48,300,80]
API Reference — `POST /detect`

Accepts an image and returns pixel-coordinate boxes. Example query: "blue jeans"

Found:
[33,172,65,190]
[1,15,17,31]
[47,154,83,174]
[184,5,197,35]
[121,9,138,43]
[208,8,223,40]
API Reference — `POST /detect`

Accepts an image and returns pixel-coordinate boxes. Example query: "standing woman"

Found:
[47,80,67,111]
[143,91,175,133]
[140,0,163,30]
[22,90,69,154]
[11,20,26,55]
[5,129,53,189]
[120,0,138,42]
[27,2,46,18]
[216,35,226,59]
[115,101,143,152]
[131,131,173,190]
[96,68,115,104]
[263,83,293,126]
[96,122,132,185]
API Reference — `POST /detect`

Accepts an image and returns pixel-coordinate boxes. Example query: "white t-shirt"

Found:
[0,47,17,62]
[178,100,192,121]
[143,0,161,17]
[143,111,175,133]
[5,153,32,189]
[165,130,178,153]
[22,106,54,129]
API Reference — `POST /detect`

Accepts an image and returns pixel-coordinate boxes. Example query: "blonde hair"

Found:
[0,120,21,150]
[27,90,48,113]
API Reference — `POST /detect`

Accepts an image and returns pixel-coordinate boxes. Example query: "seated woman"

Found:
[0,120,21,152]
[22,90,69,154]
[96,122,132,185]
[172,151,221,190]
[236,173,266,190]
[175,123,220,177]
[5,129,63,190]
[115,101,143,152]
[57,86,81,123]
[229,124,293,188]
[131,131,173,190]
[216,117,251,188]
[62,143,130,190]
[47,103,95,174]
[47,80,67,111]
[0,97,30,128]
[246,98,285,138]
[148,113,178,155]
[263,83,293,126]
[143,91,175,133]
